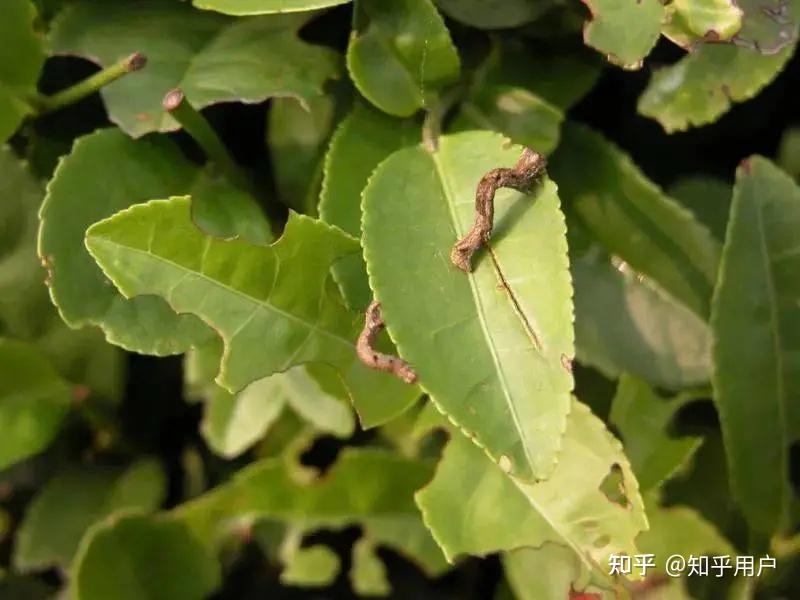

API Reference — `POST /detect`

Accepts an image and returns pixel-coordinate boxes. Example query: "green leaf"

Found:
[638,41,796,132]
[636,493,733,595]
[663,0,743,47]
[351,537,391,596]
[550,123,721,319]
[50,0,340,137]
[610,375,703,490]
[172,448,444,569]
[347,0,460,117]
[777,126,800,180]
[729,0,797,54]
[433,0,553,29]
[581,0,665,69]
[0,0,45,142]
[0,338,71,471]
[319,102,420,310]
[503,544,609,600]
[452,43,600,155]
[194,0,351,15]
[363,131,573,480]
[85,197,418,427]
[269,95,338,214]
[72,513,220,600]
[415,400,647,586]
[39,129,215,355]
[710,157,800,535]
[668,175,732,242]
[15,459,166,571]
[280,544,340,587]
[202,363,355,458]
[572,248,711,389]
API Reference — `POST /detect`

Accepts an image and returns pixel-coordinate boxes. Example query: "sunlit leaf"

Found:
[194,0,351,15]
[416,400,647,588]
[711,157,800,535]
[85,197,418,427]
[363,131,574,480]
[351,537,391,596]
[50,0,340,137]
[347,0,460,117]
[280,544,340,587]
[663,0,743,48]
[581,0,665,69]
[0,338,71,471]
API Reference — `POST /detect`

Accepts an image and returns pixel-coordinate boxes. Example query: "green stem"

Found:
[422,83,466,153]
[163,88,249,189]
[36,52,147,115]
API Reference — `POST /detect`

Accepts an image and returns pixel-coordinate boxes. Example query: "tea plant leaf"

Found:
[550,123,721,319]
[351,537,391,596]
[172,448,445,571]
[416,400,647,586]
[269,95,338,214]
[434,0,553,29]
[503,544,609,600]
[452,43,600,155]
[50,0,340,137]
[319,102,420,310]
[777,126,800,180]
[0,338,71,471]
[85,197,418,427]
[202,363,355,458]
[39,129,213,355]
[668,175,733,242]
[0,0,45,143]
[730,0,797,53]
[573,248,712,389]
[280,545,340,587]
[610,375,703,490]
[72,513,221,600]
[362,131,574,481]
[581,0,665,69]
[663,0,743,47]
[194,0,351,15]
[347,0,461,117]
[711,157,800,535]
[14,460,166,571]
[638,41,796,132]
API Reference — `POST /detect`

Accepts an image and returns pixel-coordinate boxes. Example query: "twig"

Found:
[357,301,417,384]
[36,52,147,115]
[450,148,547,272]
[163,88,249,190]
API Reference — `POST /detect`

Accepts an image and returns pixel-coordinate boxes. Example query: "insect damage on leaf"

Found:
[450,147,548,272]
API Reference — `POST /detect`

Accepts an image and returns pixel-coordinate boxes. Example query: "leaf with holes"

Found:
[50,0,340,137]
[711,157,800,535]
[610,375,703,490]
[85,196,418,427]
[347,0,460,117]
[416,400,647,589]
[363,131,574,481]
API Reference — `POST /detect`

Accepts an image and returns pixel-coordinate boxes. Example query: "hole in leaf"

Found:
[599,464,629,509]
[592,535,611,549]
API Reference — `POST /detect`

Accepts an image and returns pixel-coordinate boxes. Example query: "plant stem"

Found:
[163,88,249,189]
[36,52,147,115]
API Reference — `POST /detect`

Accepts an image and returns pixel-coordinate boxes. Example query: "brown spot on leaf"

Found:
[561,354,573,374]
[569,590,602,600]
[740,157,753,174]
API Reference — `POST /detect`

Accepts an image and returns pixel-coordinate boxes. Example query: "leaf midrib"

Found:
[89,236,354,352]
[430,150,536,474]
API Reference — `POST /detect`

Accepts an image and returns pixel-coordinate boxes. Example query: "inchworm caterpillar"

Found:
[356,301,417,384]
[451,147,547,272]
